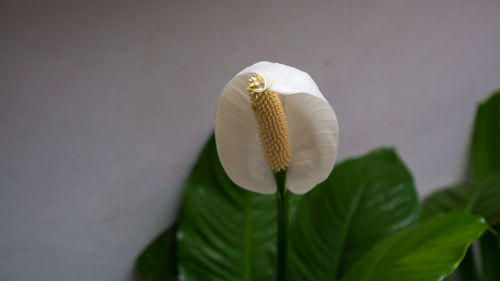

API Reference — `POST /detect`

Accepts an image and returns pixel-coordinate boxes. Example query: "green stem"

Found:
[274,170,288,281]
[456,247,479,281]
[480,228,500,281]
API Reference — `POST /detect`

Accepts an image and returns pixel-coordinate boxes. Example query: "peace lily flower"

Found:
[215,61,339,194]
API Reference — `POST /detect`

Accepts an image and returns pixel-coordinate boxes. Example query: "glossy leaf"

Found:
[340,211,488,281]
[422,176,500,226]
[422,178,500,281]
[287,148,420,281]
[423,91,500,281]
[472,90,500,180]
[136,223,178,281]
[176,136,277,281]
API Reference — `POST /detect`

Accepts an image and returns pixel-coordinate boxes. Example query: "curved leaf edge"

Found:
[340,211,488,281]
[136,223,178,281]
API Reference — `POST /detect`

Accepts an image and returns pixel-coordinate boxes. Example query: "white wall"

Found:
[1,0,500,280]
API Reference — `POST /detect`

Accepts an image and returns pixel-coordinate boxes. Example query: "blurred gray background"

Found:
[1,0,500,280]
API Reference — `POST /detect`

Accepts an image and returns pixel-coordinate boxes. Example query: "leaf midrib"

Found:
[332,178,367,280]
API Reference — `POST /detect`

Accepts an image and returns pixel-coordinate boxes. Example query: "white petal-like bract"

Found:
[215,61,339,194]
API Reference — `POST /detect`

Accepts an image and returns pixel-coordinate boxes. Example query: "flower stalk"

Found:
[274,170,288,281]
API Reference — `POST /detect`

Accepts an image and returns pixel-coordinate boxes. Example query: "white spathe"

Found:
[215,61,339,194]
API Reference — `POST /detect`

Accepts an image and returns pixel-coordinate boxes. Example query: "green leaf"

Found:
[472,90,500,180]
[287,148,420,281]
[422,176,500,226]
[340,211,488,281]
[176,135,277,281]
[174,138,420,281]
[422,91,500,281]
[422,184,476,220]
[136,223,178,281]
[422,167,500,280]
[471,90,500,281]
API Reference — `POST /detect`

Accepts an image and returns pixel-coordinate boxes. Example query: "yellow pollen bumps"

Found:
[247,74,291,172]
